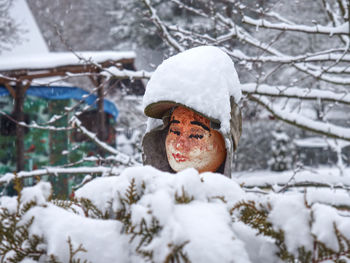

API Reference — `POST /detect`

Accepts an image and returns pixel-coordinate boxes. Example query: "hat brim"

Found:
[144,101,179,119]
[144,101,221,127]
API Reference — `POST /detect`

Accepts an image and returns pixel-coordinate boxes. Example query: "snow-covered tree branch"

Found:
[141,0,350,141]
[70,116,141,166]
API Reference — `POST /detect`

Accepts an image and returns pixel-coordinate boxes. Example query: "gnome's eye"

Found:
[189,134,203,139]
[170,129,180,136]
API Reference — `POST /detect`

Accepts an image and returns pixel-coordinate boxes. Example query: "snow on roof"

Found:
[143,46,242,134]
[1,0,49,57]
[0,51,136,72]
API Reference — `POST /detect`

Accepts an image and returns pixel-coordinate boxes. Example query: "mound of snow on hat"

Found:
[143,46,242,134]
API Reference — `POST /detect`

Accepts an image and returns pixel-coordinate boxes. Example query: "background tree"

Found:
[0,0,19,53]
[268,127,294,172]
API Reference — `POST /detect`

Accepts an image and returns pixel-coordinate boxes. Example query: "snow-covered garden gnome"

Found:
[142,46,242,177]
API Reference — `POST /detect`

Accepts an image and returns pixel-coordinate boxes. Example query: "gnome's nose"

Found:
[175,136,189,151]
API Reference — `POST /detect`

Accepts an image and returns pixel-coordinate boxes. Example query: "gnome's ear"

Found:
[230,96,242,151]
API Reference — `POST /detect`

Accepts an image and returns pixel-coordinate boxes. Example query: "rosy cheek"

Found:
[197,139,210,151]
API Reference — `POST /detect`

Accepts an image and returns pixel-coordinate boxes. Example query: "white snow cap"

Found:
[143,46,242,133]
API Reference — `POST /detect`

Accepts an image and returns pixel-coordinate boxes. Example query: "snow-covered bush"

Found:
[1,166,350,262]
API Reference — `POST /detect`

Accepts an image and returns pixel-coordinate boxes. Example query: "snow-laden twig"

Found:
[167,25,218,44]
[238,165,350,192]
[70,116,141,166]
[141,0,185,52]
[244,181,350,191]
[0,110,73,131]
[142,0,350,86]
[168,11,350,85]
[242,83,350,105]
[61,156,103,168]
[276,166,302,193]
[169,0,209,18]
[250,95,350,142]
[215,13,350,85]
[29,72,101,86]
[101,67,152,80]
[321,0,350,45]
[242,16,349,35]
[233,49,350,64]
[265,10,299,25]
[0,166,121,187]
[157,2,350,85]
[72,174,93,190]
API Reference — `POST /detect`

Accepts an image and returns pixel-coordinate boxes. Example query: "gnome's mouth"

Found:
[172,153,187,162]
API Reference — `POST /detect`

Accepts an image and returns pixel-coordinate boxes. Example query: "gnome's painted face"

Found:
[165,106,226,173]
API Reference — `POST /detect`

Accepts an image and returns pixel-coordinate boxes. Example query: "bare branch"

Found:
[101,67,152,80]
[242,83,350,105]
[70,116,141,166]
[0,166,121,187]
[141,0,185,52]
[152,2,350,85]
[250,95,350,142]
[0,110,73,131]
[242,16,349,36]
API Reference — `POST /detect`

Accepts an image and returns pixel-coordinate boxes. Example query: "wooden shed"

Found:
[0,0,145,174]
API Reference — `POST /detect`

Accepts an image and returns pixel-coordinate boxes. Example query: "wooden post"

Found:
[97,84,106,142]
[14,83,25,172]
[48,100,69,198]
[89,75,106,144]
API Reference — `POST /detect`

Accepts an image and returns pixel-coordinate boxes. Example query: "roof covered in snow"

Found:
[0,51,136,72]
[1,0,49,57]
